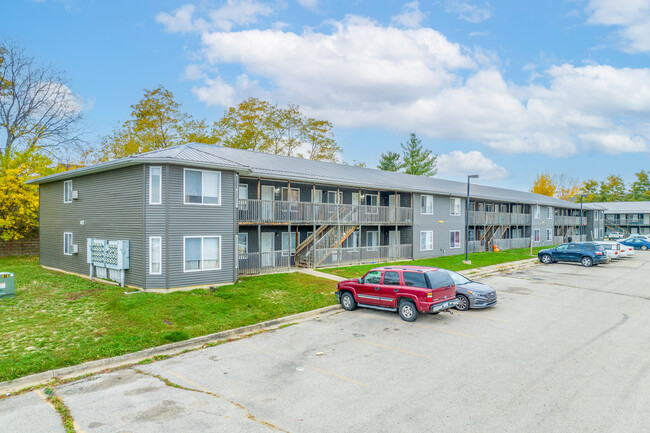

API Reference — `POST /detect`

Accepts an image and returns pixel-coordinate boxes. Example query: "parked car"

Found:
[622,235,650,242]
[336,266,459,322]
[595,241,621,260]
[618,244,635,257]
[444,270,497,311]
[621,238,650,251]
[538,242,609,267]
[608,232,623,240]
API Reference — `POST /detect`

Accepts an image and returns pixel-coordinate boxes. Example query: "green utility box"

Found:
[0,272,15,299]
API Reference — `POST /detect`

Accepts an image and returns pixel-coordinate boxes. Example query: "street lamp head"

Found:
[468,174,479,179]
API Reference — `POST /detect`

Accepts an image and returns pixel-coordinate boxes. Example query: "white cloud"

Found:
[297,0,318,11]
[156,0,274,33]
[163,12,650,157]
[437,150,508,180]
[587,0,650,52]
[444,1,493,23]
[391,1,426,29]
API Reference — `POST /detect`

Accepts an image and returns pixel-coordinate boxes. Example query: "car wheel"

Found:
[340,292,357,311]
[540,254,552,264]
[642,245,648,251]
[581,256,593,267]
[398,300,418,322]
[455,294,470,311]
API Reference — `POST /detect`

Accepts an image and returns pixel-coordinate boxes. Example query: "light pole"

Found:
[465,175,479,264]
[579,194,586,241]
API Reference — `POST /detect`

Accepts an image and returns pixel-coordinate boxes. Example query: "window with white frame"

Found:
[534,229,540,242]
[534,205,540,219]
[238,184,248,210]
[281,232,297,256]
[63,180,73,203]
[420,231,433,251]
[367,231,379,250]
[450,198,461,216]
[546,229,552,241]
[149,237,162,274]
[184,169,221,205]
[547,207,553,219]
[344,230,359,249]
[149,167,162,205]
[450,230,460,248]
[184,236,221,272]
[63,232,73,255]
[366,194,378,214]
[420,195,433,214]
[594,211,599,221]
[238,233,248,255]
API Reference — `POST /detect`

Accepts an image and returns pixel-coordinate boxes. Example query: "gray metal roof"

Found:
[590,201,650,214]
[28,142,595,209]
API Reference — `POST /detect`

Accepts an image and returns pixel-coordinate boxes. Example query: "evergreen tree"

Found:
[377,151,402,172]
[400,133,437,176]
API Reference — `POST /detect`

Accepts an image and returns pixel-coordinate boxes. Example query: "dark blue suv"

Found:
[538,242,608,267]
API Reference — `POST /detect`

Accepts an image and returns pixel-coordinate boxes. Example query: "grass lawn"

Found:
[320,246,550,279]
[0,256,337,383]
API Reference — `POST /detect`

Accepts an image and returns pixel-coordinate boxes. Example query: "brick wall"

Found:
[0,239,39,257]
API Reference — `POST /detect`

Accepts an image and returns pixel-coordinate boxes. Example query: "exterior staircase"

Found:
[295,224,359,268]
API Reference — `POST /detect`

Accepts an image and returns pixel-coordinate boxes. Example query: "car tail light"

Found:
[427,292,433,301]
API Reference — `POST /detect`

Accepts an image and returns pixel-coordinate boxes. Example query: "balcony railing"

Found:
[554,215,583,226]
[605,218,648,226]
[237,244,412,275]
[467,211,531,226]
[238,250,291,276]
[313,244,412,268]
[238,200,413,225]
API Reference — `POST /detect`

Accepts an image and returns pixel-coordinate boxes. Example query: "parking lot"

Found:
[3,253,649,433]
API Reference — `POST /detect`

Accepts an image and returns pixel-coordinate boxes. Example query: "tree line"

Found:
[530,171,650,202]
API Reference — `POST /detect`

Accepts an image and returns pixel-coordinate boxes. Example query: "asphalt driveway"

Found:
[2,253,649,433]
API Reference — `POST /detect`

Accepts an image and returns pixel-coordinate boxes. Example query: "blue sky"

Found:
[4,0,650,190]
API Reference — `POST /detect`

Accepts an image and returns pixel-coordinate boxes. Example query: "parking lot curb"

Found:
[0,304,343,395]
[458,258,539,279]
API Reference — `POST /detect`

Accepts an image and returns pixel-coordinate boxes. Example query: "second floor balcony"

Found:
[238,199,413,225]
[467,211,531,226]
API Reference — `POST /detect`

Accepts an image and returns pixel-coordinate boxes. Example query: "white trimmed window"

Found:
[420,231,433,251]
[546,229,552,241]
[365,194,378,214]
[547,207,553,219]
[238,233,248,255]
[420,195,433,215]
[184,169,221,205]
[149,167,162,204]
[184,236,221,272]
[63,180,73,203]
[281,232,297,256]
[63,232,73,255]
[238,184,248,210]
[534,229,540,242]
[367,231,379,250]
[534,205,540,219]
[450,197,461,216]
[594,211,599,221]
[450,230,460,248]
[149,237,162,275]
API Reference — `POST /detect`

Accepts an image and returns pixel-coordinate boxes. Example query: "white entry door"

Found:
[389,230,400,258]
[261,185,275,221]
[389,194,397,222]
[261,232,274,267]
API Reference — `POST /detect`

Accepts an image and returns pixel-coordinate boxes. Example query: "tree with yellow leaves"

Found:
[530,172,556,197]
[0,147,61,240]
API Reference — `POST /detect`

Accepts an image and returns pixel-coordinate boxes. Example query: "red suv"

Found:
[335,266,459,322]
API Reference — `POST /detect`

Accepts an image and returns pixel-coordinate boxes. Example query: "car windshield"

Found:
[447,271,471,285]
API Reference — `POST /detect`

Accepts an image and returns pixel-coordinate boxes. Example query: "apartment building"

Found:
[28,143,603,290]
[594,201,650,236]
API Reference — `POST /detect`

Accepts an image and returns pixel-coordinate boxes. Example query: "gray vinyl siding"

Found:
[166,165,236,289]
[144,164,167,289]
[531,205,554,247]
[412,194,465,259]
[39,165,145,288]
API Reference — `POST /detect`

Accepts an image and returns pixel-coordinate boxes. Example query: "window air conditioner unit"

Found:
[72,244,79,254]
[72,191,79,200]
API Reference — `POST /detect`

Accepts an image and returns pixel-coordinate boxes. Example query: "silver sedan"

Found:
[446,270,497,311]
